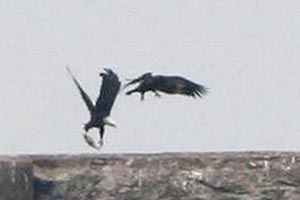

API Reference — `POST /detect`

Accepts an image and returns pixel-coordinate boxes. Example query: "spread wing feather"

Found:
[153,76,207,97]
[95,69,121,117]
[181,78,207,97]
[67,66,94,113]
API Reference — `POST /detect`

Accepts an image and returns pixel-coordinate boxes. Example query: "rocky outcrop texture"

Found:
[0,156,32,200]
[2,152,300,199]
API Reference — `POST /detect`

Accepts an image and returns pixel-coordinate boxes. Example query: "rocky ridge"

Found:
[2,152,300,199]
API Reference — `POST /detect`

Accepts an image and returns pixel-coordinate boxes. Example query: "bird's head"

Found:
[99,68,112,77]
[142,72,152,78]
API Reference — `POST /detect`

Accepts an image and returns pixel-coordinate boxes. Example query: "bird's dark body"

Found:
[152,76,198,94]
[125,73,207,100]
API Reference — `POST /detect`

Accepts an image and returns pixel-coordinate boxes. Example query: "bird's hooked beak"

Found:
[83,132,101,150]
[103,117,117,128]
[123,78,140,89]
[123,73,152,89]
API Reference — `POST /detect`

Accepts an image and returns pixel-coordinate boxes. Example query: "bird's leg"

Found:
[153,90,161,98]
[98,126,105,147]
[140,92,145,101]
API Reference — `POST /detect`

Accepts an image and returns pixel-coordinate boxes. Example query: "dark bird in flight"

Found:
[124,72,207,100]
[67,67,121,149]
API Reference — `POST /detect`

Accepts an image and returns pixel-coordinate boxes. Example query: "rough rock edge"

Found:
[2,152,300,200]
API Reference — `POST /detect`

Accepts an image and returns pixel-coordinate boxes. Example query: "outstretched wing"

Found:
[66,66,94,113]
[95,68,121,117]
[155,75,207,98]
[175,77,208,97]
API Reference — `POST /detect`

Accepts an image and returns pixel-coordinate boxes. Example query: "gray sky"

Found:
[1,1,300,154]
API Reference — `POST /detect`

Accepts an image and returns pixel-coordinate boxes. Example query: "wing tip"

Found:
[195,85,209,97]
[100,68,116,77]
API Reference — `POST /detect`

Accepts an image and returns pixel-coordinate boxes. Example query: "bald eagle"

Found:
[67,67,121,149]
[124,72,207,100]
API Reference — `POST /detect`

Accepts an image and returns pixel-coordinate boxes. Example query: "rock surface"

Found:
[2,152,300,199]
[0,156,33,200]
[31,152,300,200]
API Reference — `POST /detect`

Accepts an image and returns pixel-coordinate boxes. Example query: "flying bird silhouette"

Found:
[67,67,121,149]
[124,72,207,100]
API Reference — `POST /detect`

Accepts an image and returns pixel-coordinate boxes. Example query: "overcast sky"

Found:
[1,1,300,154]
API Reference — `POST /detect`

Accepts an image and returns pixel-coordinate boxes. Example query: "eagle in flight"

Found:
[124,72,207,100]
[67,67,121,149]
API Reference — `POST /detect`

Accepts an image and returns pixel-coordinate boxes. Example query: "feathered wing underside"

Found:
[67,66,94,113]
[95,69,121,117]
